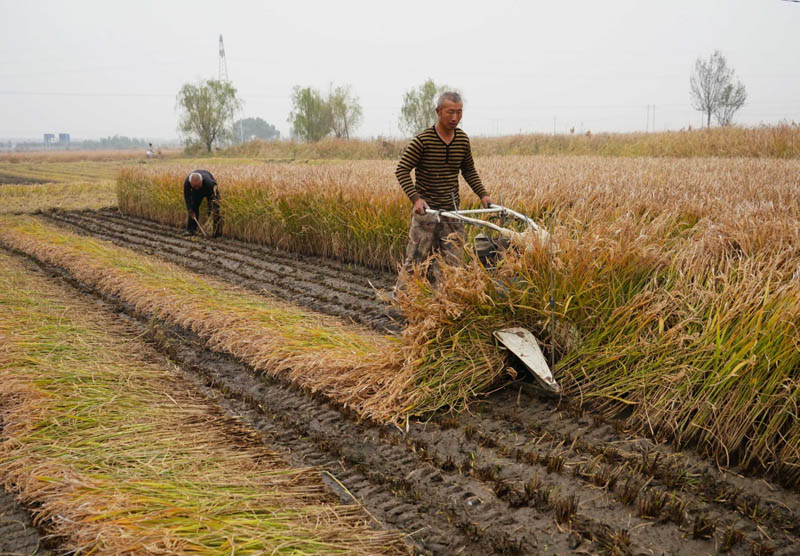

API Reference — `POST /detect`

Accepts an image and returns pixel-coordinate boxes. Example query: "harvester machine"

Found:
[424,204,561,395]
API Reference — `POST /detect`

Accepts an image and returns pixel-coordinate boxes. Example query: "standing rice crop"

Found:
[215,124,800,160]
[117,155,800,270]
[391,191,800,487]
[109,154,800,485]
[117,163,409,269]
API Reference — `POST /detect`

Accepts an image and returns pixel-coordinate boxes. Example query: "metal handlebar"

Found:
[423,203,543,238]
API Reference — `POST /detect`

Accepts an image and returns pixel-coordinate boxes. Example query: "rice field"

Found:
[223,124,800,160]
[0,154,269,213]
[0,249,406,554]
[3,141,800,553]
[0,159,118,217]
[0,181,117,212]
[0,147,182,163]
[118,154,800,486]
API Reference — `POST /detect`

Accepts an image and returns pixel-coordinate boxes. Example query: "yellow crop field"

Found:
[4,142,800,552]
[223,124,800,160]
[117,154,800,485]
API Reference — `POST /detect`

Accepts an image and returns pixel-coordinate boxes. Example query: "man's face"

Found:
[190,176,203,189]
[436,100,463,131]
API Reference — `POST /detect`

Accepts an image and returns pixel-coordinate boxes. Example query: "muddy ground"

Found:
[0,489,51,555]
[0,172,50,185]
[44,208,401,333]
[2,207,799,555]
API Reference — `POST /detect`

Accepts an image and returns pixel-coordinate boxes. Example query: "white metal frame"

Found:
[424,204,543,239]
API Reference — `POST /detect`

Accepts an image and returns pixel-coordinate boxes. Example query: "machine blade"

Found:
[494,327,561,394]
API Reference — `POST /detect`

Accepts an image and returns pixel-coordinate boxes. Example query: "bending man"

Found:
[183,170,221,237]
[395,91,492,285]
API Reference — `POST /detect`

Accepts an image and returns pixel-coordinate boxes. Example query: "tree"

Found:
[690,51,747,128]
[233,117,280,142]
[328,85,363,139]
[177,79,241,152]
[714,82,748,126]
[399,79,451,136]
[78,136,149,150]
[288,86,332,142]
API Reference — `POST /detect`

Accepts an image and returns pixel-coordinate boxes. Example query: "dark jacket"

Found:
[183,170,217,210]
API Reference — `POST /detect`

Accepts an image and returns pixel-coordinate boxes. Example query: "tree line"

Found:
[177,51,748,152]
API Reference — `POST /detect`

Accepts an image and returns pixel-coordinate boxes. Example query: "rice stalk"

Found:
[0,251,407,554]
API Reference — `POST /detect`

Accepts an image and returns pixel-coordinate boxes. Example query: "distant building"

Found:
[58,133,70,146]
[43,133,56,146]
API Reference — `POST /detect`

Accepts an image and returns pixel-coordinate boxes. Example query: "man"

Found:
[183,170,221,237]
[395,91,492,285]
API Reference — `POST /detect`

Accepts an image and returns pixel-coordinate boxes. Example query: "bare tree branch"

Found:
[689,51,747,127]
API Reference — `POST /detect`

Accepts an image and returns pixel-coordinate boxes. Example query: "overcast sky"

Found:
[1,0,799,141]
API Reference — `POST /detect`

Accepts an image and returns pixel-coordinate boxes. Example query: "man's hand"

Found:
[413,198,430,215]
[480,195,493,208]
[188,210,196,220]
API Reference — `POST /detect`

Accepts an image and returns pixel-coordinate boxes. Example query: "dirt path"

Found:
[16,209,800,555]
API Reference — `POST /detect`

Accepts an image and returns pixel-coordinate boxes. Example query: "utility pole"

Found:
[646,105,656,132]
[218,35,229,83]
[218,34,243,145]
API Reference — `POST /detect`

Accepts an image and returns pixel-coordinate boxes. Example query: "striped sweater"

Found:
[395,126,487,210]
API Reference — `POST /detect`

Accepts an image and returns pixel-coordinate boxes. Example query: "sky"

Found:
[1,0,799,141]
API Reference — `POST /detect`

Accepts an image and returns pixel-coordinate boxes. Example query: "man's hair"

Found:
[436,91,462,109]
[189,172,202,184]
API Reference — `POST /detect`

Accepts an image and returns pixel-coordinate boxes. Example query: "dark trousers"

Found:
[396,212,465,289]
[187,187,221,236]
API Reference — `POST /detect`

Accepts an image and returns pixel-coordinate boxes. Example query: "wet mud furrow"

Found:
[98,208,393,285]
[104,209,392,291]
[153,328,586,556]
[0,489,51,555]
[150,325,484,555]
[28,210,800,555]
[44,209,400,333]
[412,401,800,555]
[7,246,589,556]
[480,397,800,537]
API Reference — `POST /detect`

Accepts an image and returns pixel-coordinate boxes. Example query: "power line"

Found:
[0,91,287,99]
[0,91,174,97]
